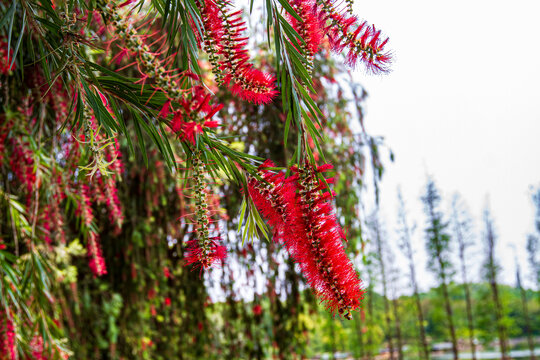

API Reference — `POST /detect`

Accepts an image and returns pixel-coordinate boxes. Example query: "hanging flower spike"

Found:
[184,151,227,270]
[87,232,107,277]
[248,159,363,319]
[169,86,222,145]
[288,0,325,75]
[0,38,16,75]
[105,1,195,104]
[247,160,299,241]
[290,160,362,319]
[199,0,226,85]
[318,0,391,73]
[199,0,278,104]
[77,184,107,277]
[0,314,16,359]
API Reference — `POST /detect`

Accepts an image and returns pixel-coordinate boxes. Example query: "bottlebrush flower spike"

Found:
[247,160,299,240]
[288,0,324,73]
[0,314,16,359]
[199,0,278,104]
[184,151,227,270]
[0,38,16,75]
[77,184,107,277]
[318,0,391,73]
[249,159,363,319]
[105,1,195,105]
[169,86,222,144]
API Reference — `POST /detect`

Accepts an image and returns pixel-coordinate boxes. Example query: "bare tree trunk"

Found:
[483,207,508,360]
[372,214,395,360]
[423,179,459,360]
[366,268,375,360]
[413,290,430,360]
[463,276,477,360]
[392,297,404,360]
[451,194,477,360]
[439,269,459,360]
[490,279,508,359]
[397,190,430,360]
[354,312,365,360]
[517,264,536,360]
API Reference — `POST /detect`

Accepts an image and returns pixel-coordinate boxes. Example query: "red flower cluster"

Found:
[0,315,16,359]
[183,152,227,271]
[248,160,363,319]
[0,38,16,75]
[288,0,324,56]
[199,0,278,104]
[289,0,392,74]
[77,184,107,277]
[9,138,36,196]
[324,10,391,73]
[164,86,222,145]
[185,237,227,269]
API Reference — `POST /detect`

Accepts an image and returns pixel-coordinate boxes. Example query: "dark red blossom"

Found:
[252,304,263,316]
[0,38,16,75]
[169,86,222,144]
[319,0,391,73]
[77,185,107,277]
[288,0,324,55]
[199,1,278,104]
[9,138,36,195]
[248,159,363,319]
[185,237,227,270]
[0,314,16,359]
[183,151,228,271]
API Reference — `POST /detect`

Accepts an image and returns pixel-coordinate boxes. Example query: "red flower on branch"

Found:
[288,0,324,55]
[319,0,392,73]
[169,86,222,145]
[185,237,227,270]
[248,159,363,319]
[199,0,278,104]
[0,38,16,75]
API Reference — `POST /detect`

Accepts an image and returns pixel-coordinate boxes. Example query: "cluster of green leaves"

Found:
[0,191,70,357]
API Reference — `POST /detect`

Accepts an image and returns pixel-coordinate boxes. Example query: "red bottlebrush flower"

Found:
[0,315,16,359]
[247,160,299,241]
[9,138,36,195]
[199,1,278,104]
[223,69,279,105]
[0,38,16,75]
[164,297,171,306]
[319,0,391,73]
[183,151,227,271]
[252,304,263,316]
[185,237,227,270]
[288,0,324,55]
[29,336,46,360]
[87,232,107,277]
[248,159,363,319]
[159,100,172,119]
[102,177,124,234]
[77,184,95,228]
[163,266,171,278]
[182,122,204,145]
[169,87,222,144]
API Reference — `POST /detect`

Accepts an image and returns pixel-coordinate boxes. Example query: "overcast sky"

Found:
[352,0,540,289]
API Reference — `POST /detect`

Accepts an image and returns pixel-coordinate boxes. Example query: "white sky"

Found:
[353,0,540,290]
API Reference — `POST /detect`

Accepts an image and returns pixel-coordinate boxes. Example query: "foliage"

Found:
[0,0,393,357]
